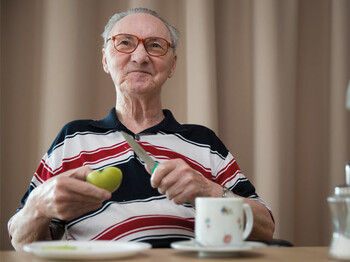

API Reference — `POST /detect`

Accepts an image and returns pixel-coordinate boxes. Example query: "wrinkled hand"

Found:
[26,166,111,221]
[149,159,221,205]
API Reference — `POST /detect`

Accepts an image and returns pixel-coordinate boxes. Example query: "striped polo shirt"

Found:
[14,108,268,247]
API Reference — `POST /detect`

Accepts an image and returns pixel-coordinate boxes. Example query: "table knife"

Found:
[121,131,159,172]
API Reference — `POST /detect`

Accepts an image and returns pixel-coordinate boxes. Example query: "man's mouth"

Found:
[129,70,152,75]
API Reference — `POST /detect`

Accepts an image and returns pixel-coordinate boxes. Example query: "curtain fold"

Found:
[1,0,349,250]
[252,0,298,241]
[186,0,218,132]
[329,0,350,190]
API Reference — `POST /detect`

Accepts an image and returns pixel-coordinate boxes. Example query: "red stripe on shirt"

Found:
[141,143,212,180]
[215,158,241,184]
[91,215,194,241]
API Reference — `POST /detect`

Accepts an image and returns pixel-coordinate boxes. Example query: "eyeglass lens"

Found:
[114,35,169,56]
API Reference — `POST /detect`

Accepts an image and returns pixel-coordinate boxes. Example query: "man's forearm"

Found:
[243,198,275,240]
[9,197,52,250]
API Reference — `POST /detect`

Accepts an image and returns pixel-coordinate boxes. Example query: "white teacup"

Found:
[195,197,253,246]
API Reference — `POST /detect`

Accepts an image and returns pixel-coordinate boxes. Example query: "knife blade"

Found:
[121,131,158,173]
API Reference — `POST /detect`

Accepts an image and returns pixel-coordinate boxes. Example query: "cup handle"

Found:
[242,203,254,240]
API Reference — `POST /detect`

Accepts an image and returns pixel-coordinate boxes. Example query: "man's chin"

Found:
[122,80,157,94]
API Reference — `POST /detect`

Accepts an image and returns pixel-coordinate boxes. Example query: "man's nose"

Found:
[131,41,150,64]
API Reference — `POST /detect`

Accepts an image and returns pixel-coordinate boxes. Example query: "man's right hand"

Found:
[9,166,111,250]
[28,166,111,221]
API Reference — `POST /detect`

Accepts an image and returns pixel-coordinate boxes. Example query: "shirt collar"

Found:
[89,108,188,133]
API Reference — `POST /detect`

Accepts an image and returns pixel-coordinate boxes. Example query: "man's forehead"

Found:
[110,13,170,38]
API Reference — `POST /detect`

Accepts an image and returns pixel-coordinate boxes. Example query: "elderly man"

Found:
[8,8,274,250]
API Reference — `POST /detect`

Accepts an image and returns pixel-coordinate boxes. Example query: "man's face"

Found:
[102,13,177,96]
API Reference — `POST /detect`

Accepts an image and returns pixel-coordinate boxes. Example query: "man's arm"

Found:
[9,166,111,250]
[150,158,275,240]
[240,197,275,240]
[9,196,55,250]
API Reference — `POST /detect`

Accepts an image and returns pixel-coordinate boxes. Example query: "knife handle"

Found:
[151,162,159,173]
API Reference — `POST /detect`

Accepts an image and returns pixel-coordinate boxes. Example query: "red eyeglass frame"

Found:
[106,34,174,57]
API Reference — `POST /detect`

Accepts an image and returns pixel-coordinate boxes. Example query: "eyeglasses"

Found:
[106,34,174,57]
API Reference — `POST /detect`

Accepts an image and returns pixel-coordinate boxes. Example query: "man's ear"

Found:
[168,54,177,78]
[102,49,110,74]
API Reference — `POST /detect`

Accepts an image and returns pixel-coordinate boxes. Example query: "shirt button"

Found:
[135,134,140,141]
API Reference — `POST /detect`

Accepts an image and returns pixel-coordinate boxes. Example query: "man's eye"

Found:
[148,42,164,50]
[118,40,131,46]
[151,43,161,48]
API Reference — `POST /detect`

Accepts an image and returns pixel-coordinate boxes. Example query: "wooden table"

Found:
[0,246,338,262]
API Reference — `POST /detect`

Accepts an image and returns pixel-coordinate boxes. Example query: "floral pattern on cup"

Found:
[237,218,243,229]
[223,234,232,244]
[205,218,211,228]
[221,206,233,215]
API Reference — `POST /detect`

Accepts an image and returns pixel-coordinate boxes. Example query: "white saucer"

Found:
[171,240,266,257]
[23,241,151,260]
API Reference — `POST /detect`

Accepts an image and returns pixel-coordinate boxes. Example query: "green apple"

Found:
[86,167,123,193]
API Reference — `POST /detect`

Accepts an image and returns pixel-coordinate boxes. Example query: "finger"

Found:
[164,177,192,203]
[64,166,93,181]
[50,184,110,220]
[171,195,189,205]
[170,185,198,205]
[58,167,111,199]
[157,170,178,195]
[65,197,104,210]
[55,201,104,221]
[164,184,182,200]
[150,162,174,188]
[69,179,111,200]
[55,175,111,201]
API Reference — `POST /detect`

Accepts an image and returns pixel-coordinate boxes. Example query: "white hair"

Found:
[101,7,180,51]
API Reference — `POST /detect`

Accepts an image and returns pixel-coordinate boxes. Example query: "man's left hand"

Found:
[149,158,222,205]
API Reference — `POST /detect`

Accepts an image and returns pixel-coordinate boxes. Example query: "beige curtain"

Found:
[1,0,349,250]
